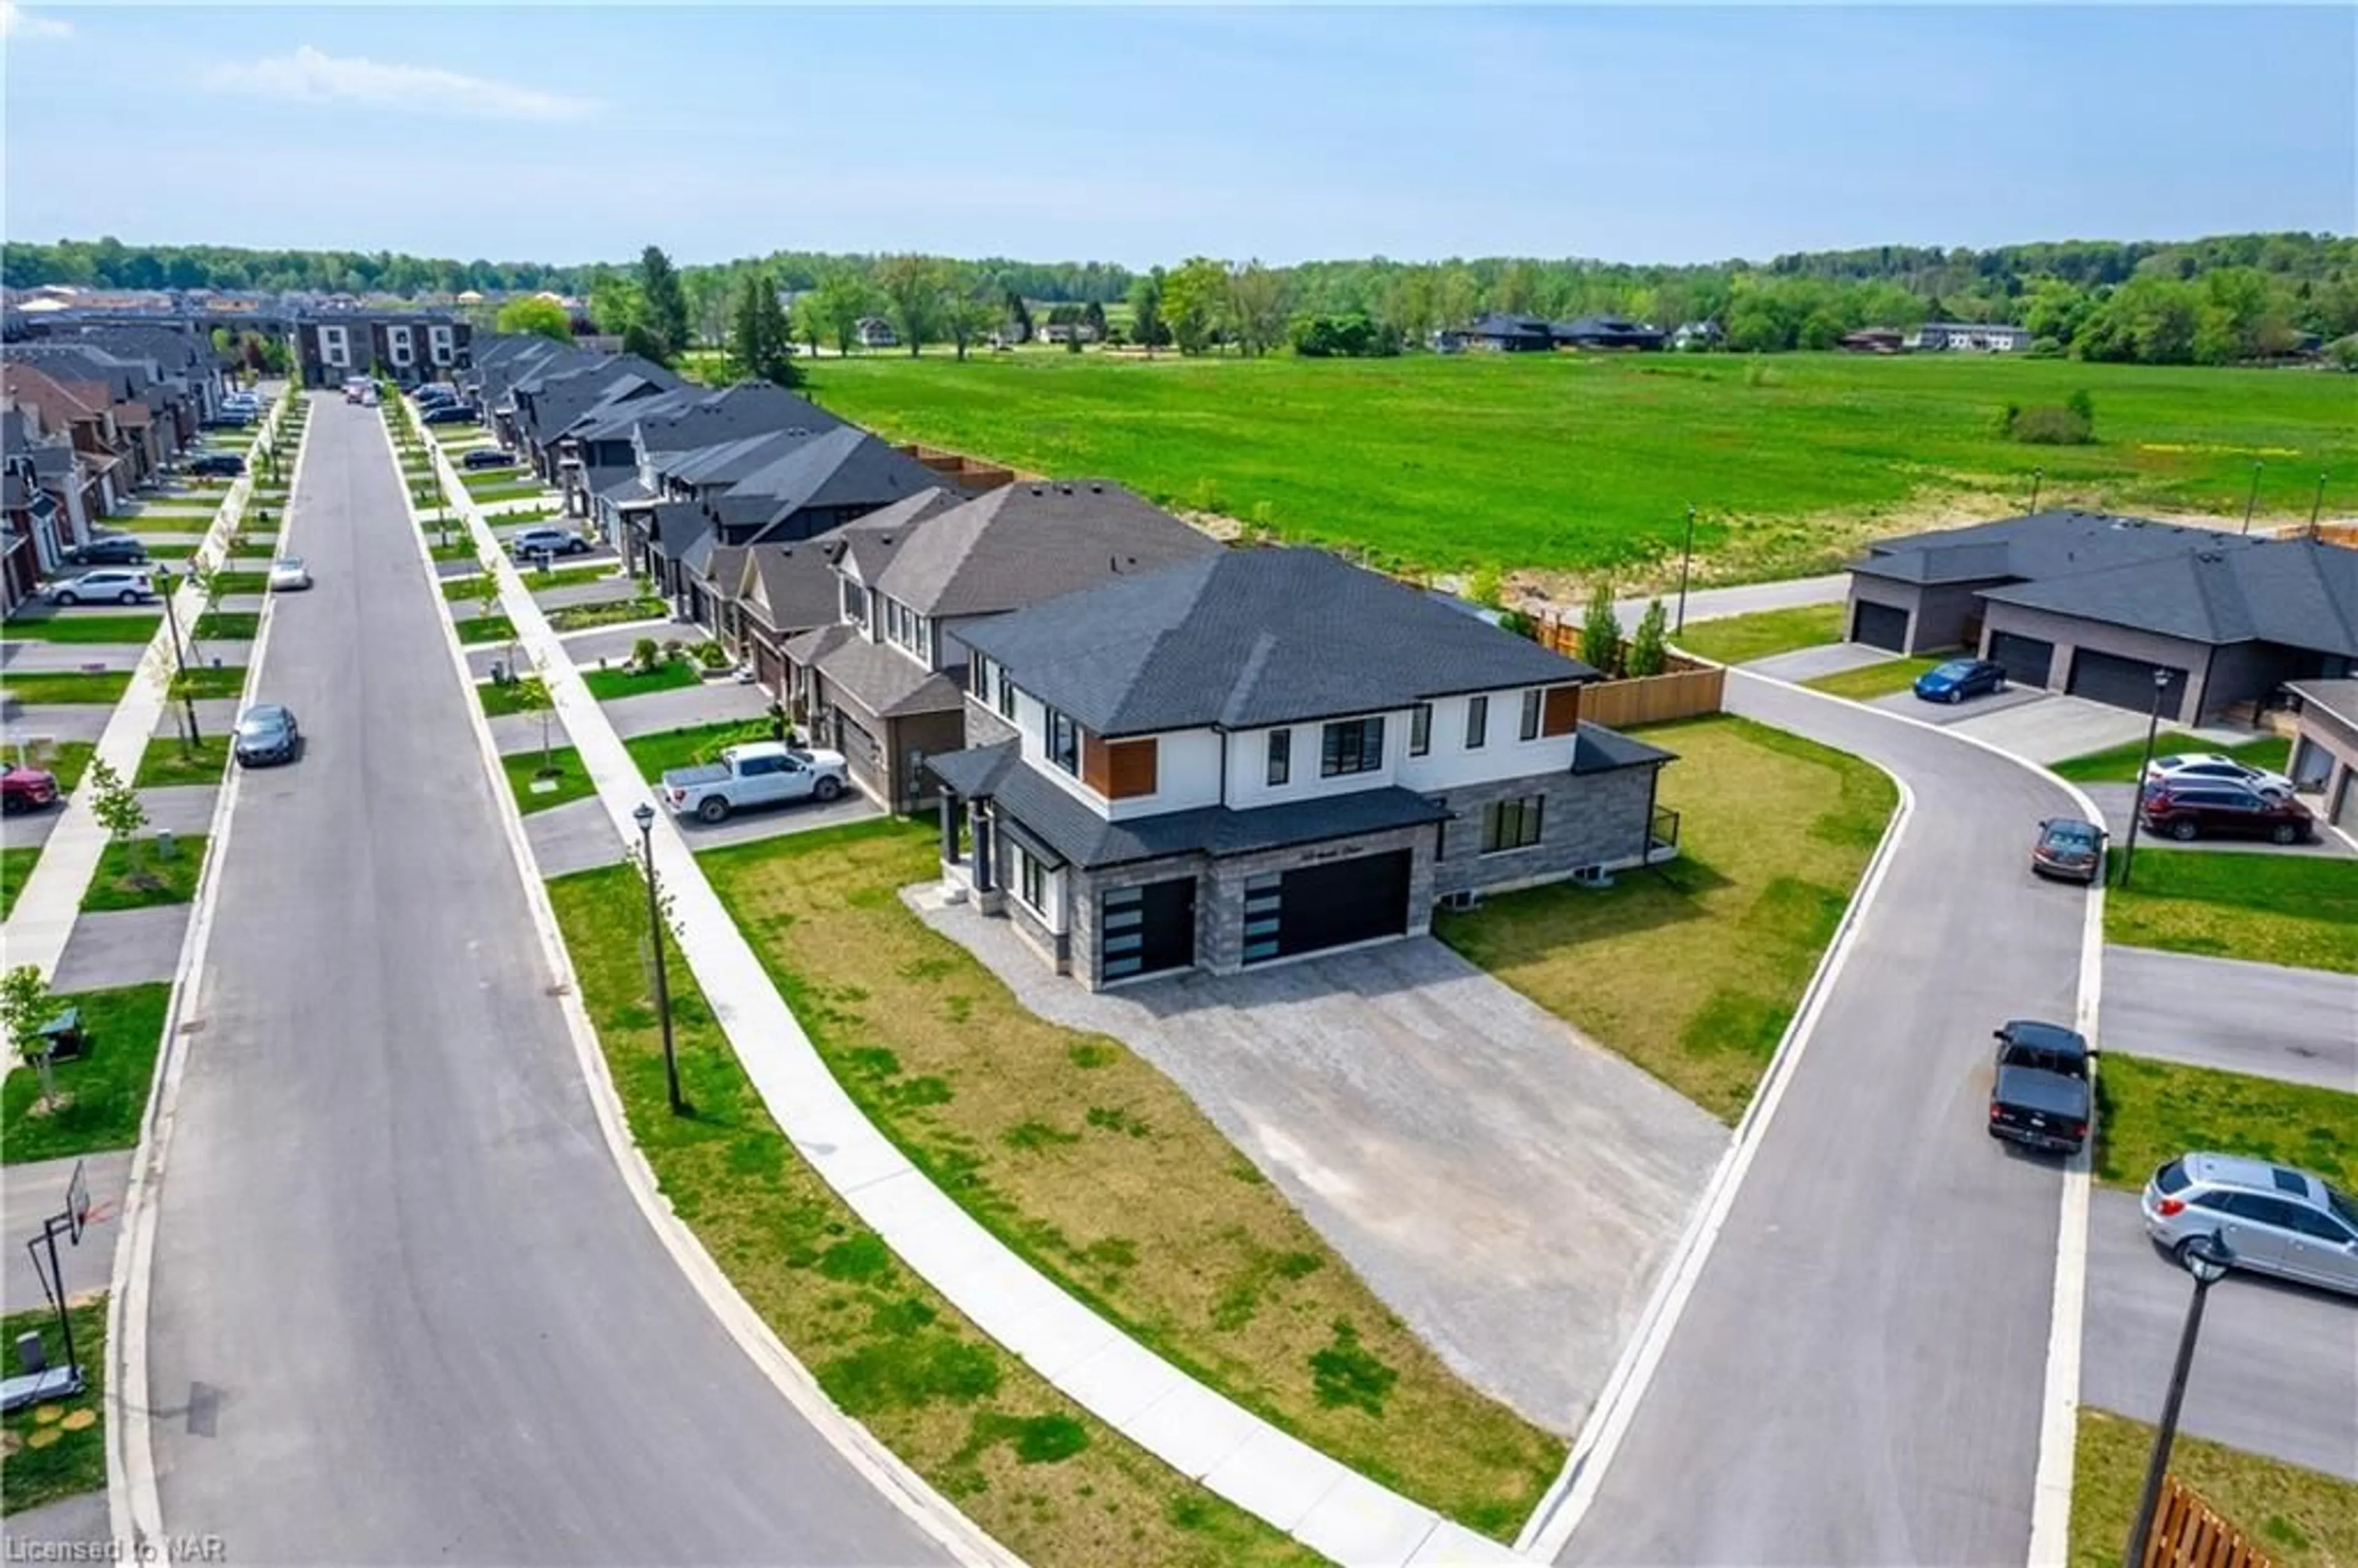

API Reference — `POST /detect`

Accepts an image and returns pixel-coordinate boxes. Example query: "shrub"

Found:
[694,640,732,672]
[631,637,660,673]
[1578,580,1624,676]
[2006,405,2095,445]
[1464,563,1504,609]
[1496,608,1538,642]
[1626,598,1671,676]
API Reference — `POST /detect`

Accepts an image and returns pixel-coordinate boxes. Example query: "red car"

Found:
[2139,782,2314,845]
[2,765,60,814]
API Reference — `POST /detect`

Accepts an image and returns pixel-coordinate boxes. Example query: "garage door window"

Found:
[1481,795,1544,853]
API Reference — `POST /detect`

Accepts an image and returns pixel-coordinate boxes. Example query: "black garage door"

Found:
[1851,600,1909,652]
[1242,850,1413,966]
[1987,631,2055,687]
[1100,877,1197,983]
[2066,649,2189,718]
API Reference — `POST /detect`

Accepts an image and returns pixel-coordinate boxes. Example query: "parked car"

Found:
[2142,753,2295,801]
[461,448,518,471]
[268,556,312,591]
[420,404,479,425]
[2142,1153,2358,1298]
[232,702,300,767]
[1987,1020,2093,1154]
[1,765,60,815]
[2030,817,2105,883]
[190,453,246,478]
[509,526,589,559]
[47,567,155,605]
[2138,783,2314,845]
[413,386,459,408]
[362,386,379,407]
[1913,658,2008,704]
[661,742,848,823]
[60,535,150,569]
[201,414,252,430]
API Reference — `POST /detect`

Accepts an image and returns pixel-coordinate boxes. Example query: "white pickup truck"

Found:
[661,742,849,823]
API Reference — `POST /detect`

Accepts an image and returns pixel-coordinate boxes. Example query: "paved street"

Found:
[2083,1190,2357,1478]
[141,394,951,1565]
[2103,947,2358,1090]
[1614,572,1848,629]
[1561,671,2087,1566]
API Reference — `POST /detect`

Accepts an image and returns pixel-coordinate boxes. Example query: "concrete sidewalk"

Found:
[434,438,1519,1568]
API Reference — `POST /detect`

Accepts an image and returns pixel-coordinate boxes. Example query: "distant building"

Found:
[1551,316,1665,352]
[294,312,471,387]
[855,317,900,349]
[1905,322,2031,353]
[1671,320,1723,351]
[1838,328,1907,354]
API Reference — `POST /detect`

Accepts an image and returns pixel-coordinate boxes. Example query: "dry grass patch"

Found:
[704,820,1563,1537]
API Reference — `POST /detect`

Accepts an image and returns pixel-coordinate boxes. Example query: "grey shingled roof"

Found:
[709,427,945,539]
[812,635,965,720]
[1977,535,2358,654]
[740,541,850,634]
[876,480,1219,618]
[1573,723,1676,774]
[959,547,1598,737]
[2289,678,2358,729]
[830,489,962,578]
[1850,510,2256,586]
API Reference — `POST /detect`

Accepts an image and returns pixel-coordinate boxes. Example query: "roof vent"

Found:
[1059,483,1074,495]
[1089,483,1103,494]
[1028,484,1044,495]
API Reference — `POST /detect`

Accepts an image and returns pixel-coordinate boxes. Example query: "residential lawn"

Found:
[0,1298,109,1516]
[806,351,2358,583]
[1438,714,1898,1122]
[2104,848,2358,972]
[0,672,131,705]
[207,570,268,596]
[524,565,626,596]
[483,503,561,525]
[428,540,479,564]
[622,719,780,783]
[1804,653,1942,700]
[442,574,507,604]
[465,479,548,503]
[2070,1407,2357,1568]
[1670,603,1845,666]
[2052,731,2295,784]
[543,869,1320,1566]
[584,659,701,701]
[455,614,517,646]
[1,614,163,644]
[0,845,39,922]
[133,737,230,790]
[8,741,98,794]
[191,611,260,641]
[701,822,1565,1537]
[142,541,200,559]
[80,835,206,912]
[477,675,551,718]
[170,666,249,701]
[118,513,214,532]
[1,984,171,1163]
[501,745,598,815]
[548,597,665,632]
[2093,1054,2356,1193]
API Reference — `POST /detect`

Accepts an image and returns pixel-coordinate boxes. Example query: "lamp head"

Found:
[633,801,655,832]
[2182,1233,2232,1284]
[2152,667,2171,690]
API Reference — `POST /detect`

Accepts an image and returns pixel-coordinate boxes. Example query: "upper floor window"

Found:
[1520,689,1543,742]
[997,667,1018,720]
[1465,695,1488,750]
[969,651,987,693]
[1267,728,1291,786]
[1046,707,1079,775]
[1320,717,1384,778]
[839,576,865,625]
[1409,703,1431,757]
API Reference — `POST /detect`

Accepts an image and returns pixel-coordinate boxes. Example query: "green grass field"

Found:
[805,352,2358,585]
[2093,1054,2354,1193]
[2105,848,2358,972]
[1,983,171,1165]
[0,672,132,705]
[2051,732,2292,783]
[2071,1408,2356,1568]
[1,1298,108,1516]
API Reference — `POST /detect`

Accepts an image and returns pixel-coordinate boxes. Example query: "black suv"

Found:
[420,404,479,425]
[2139,783,2315,845]
[460,448,517,471]
[189,453,246,477]
[61,535,150,568]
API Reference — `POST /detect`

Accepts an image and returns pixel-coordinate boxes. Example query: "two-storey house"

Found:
[926,548,1678,988]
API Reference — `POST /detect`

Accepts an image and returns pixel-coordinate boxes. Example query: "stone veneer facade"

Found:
[1428,765,1659,899]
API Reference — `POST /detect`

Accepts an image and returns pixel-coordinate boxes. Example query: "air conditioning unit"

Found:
[1571,865,1616,889]
[1441,890,1481,912]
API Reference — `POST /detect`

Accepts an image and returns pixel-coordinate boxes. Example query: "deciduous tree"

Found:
[494,296,573,343]
[639,244,691,358]
[811,268,873,356]
[1162,257,1228,355]
[874,254,943,357]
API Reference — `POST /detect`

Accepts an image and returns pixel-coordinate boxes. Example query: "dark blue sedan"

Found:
[1913,658,2008,704]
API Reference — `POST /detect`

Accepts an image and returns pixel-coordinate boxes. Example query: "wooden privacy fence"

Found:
[1533,620,1727,726]
[2141,1475,2272,1568]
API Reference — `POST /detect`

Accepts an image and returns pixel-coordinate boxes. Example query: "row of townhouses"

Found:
[456,333,1681,990]
[291,312,473,388]
[2,323,242,612]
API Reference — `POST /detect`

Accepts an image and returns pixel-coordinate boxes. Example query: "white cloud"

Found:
[2,2,74,41]
[200,44,596,122]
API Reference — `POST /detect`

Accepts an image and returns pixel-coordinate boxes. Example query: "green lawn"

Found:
[584,659,702,701]
[542,867,1319,1568]
[2106,848,2358,972]
[465,479,549,503]
[0,845,39,922]
[80,835,207,912]
[442,574,505,603]
[548,597,665,632]
[171,666,250,700]
[1,983,171,1164]
[702,822,1565,1537]
[2071,1408,2357,1568]
[1,613,162,644]
[429,541,480,564]
[142,541,200,559]
[1439,714,1898,1122]
[2052,731,2294,784]
[622,719,779,783]
[119,513,214,533]
[2094,1054,2356,1193]
[1,1298,108,1516]
[805,351,2358,583]
[455,614,517,646]
[477,675,550,718]
[192,611,261,641]
[525,565,628,596]
[1671,603,1845,666]
[1804,654,1942,701]
[208,571,268,595]
[501,745,599,815]
[133,737,230,790]
[0,672,132,705]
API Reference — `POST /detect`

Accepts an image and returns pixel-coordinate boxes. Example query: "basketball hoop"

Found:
[64,1159,91,1246]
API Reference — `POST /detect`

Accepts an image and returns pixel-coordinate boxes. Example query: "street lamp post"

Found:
[2123,1234,2233,1568]
[2115,665,2174,890]
[632,802,687,1117]
[1675,504,1697,633]
[2241,462,2263,534]
[154,565,201,747]
[2310,470,2328,537]
[2029,467,2044,514]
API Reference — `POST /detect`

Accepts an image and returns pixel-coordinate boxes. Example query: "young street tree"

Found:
[1625,598,1671,678]
[873,254,942,357]
[86,758,149,876]
[495,295,574,344]
[0,964,60,1111]
[730,272,800,387]
[639,245,692,356]
[1578,580,1625,676]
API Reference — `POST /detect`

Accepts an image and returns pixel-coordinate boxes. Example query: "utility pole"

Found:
[2241,462,2262,534]
[1675,505,1697,633]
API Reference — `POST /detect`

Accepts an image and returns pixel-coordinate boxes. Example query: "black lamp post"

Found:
[2115,665,2174,890]
[154,565,201,746]
[632,802,687,1117]
[2029,467,2044,514]
[1675,504,1697,633]
[2310,470,2328,537]
[2241,462,2262,535]
[2123,1233,2233,1568]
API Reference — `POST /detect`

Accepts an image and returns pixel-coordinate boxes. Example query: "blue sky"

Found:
[5,4,2352,268]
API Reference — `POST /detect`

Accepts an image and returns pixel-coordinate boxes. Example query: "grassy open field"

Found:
[2104,848,2358,973]
[2070,1408,2356,1568]
[2093,1054,2354,1193]
[806,352,2357,588]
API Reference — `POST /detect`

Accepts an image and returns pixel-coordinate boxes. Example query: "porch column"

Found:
[937,790,960,863]
[971,804,995,893]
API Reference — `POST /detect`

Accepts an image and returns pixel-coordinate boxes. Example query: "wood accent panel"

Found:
[1080,731,1111,795]
[1541,684,1582,736]
[1107,738,1159,799]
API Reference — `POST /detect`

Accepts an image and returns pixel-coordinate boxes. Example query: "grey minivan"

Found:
[2142,1152,2358,1297]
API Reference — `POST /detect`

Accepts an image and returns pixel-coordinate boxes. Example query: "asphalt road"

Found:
[2102,947,2358,1091]
[142,395,951,1566]
[1562,672,2088,1566]
[2082,1190,2357,1478]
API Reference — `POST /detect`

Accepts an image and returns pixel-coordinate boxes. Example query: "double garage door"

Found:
[2066,649,2189,719]
[1099,850,1414,981]
[1986,631,2055,687]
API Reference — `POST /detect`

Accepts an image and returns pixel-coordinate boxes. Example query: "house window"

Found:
[1481,795,1545,853]
[1520,689,1543,742]
[1465,695,1488,749]
[839,576,863,624]
[997,667,1018,720]
[1046,707,1079,775]
[1320,717,1384,777]
[969,651,987,694]
[1409,703,1431,757]
[1015,844,1048,915]
[1266,729,1291,786]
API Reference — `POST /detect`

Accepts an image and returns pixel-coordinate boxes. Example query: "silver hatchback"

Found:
[2142,1152,2358,1297]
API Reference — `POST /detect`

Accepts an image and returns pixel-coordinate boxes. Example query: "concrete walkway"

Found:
[601,680,773,740]
[2,1150,131,1314]
[1743,642,1891,682]
[52,904,194,993]
[432,438,1519,1568]
[2102,947,2358,1090]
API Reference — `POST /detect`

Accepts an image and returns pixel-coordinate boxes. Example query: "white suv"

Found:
[2142,752,2295,799]
[48,567,156,605]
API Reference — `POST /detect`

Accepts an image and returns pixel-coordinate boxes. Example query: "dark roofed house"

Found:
[1550,316,1665,351]
[1460,313,1555,352]
[2284,680,2358,835]
[1845,510,2358,723]
[925,548,1678,989]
